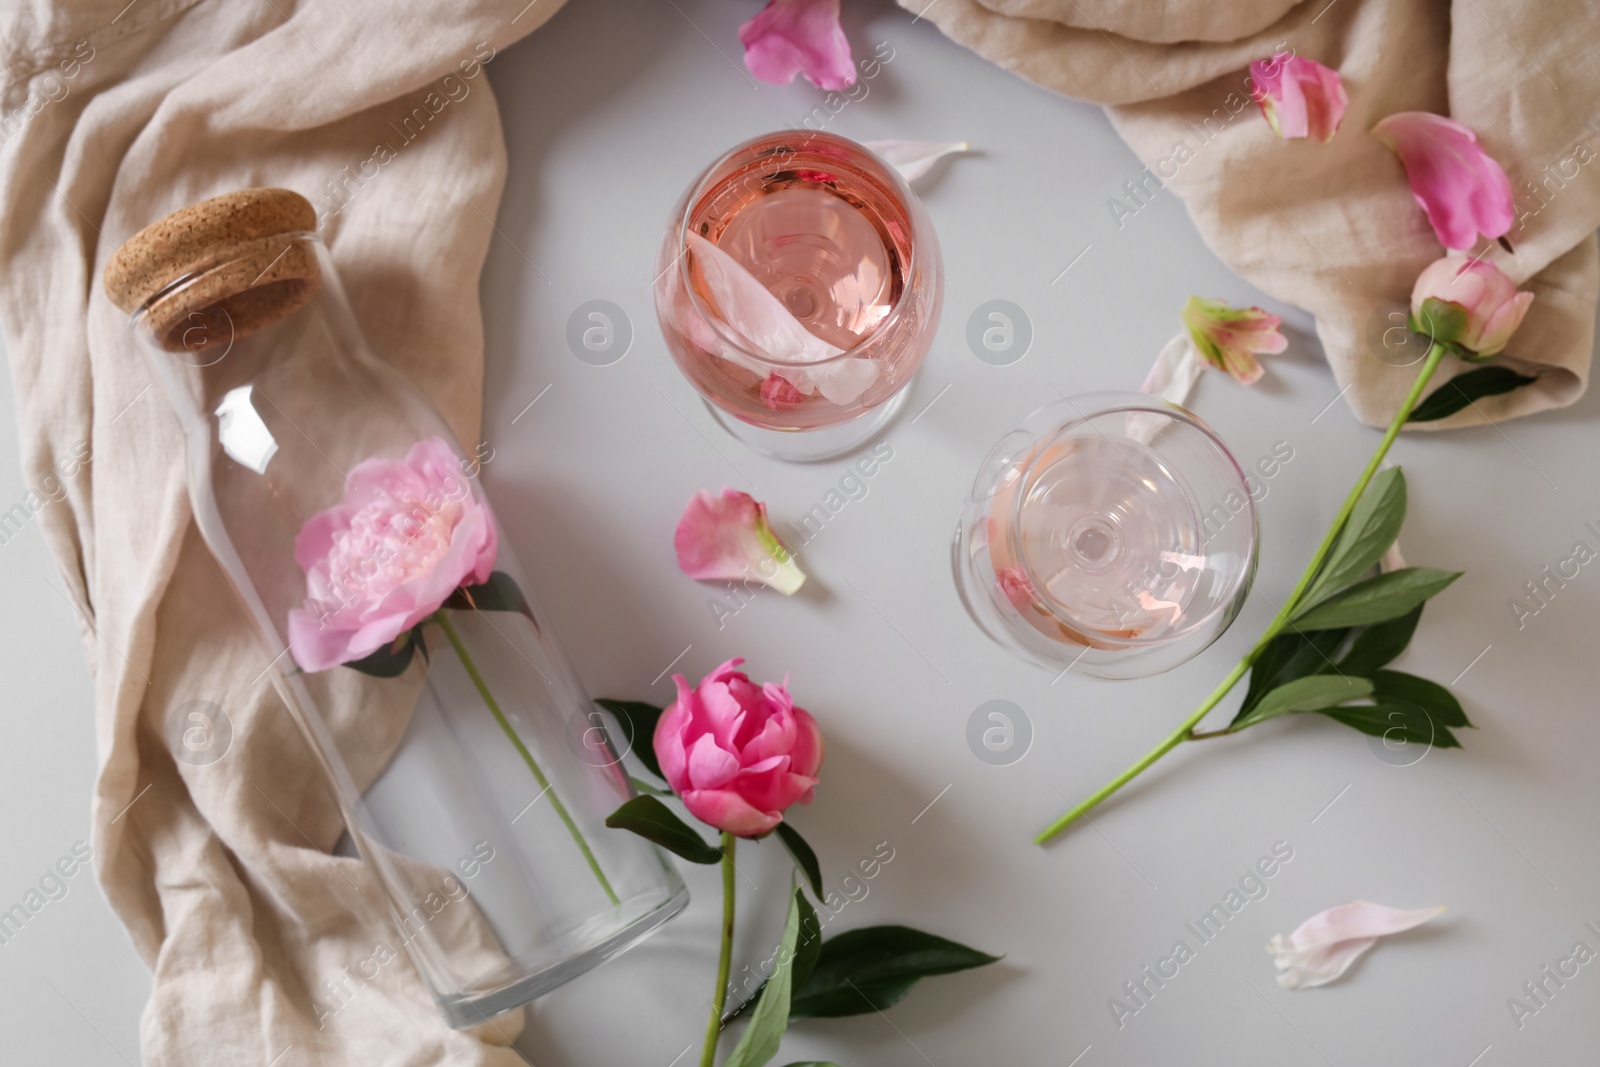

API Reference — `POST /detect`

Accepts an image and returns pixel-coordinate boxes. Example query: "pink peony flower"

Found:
[739,0,855,91]
[1249,55,1348,143]
[675,488,806,595]
[287,436,496,672]
[1180,296,1288,385]
[1409,255,1534,358]
[1372,112,1515,251]
[655,658,823,836]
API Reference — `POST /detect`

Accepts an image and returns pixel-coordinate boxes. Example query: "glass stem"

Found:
[433,609,619,906]
[701,833,737,1067]
[1035,343,1448,844]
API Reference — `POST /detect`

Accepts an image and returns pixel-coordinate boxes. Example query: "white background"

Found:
[3,0,1598,1063]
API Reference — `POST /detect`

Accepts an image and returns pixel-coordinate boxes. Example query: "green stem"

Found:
[1035,344,1448,845]
[433,610,619,906]
[701,833,737,1067]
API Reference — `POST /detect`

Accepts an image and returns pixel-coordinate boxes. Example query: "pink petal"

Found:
[681,788,781,837]
[1269,901,1446,990]
[738,0,855,91]
[287,605,359,673]
[674,488,806,595]
[1373,112,1514,250]
[654,677,696,793]
[685,732,741,791]
[1252,56,1348,143]
[785,705,824,779]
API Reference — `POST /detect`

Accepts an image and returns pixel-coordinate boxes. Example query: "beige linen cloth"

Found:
[905,0,1600,428]
[0,0,566,1063]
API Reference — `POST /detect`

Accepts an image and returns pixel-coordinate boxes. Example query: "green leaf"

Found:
[1409,366,1540,423]
[789,926,1001,1019]
[1293,567,1461,630]
[603,796,721,864]
[445,571,537,623]
[1371,670,1471,728]
[1234,628,1349,725]
[1314,702,1462,749]
[1303,468,1406,608]
[774,822,825,901]
[343,628,419,678]
[1232,675,1374,731]
[596,699,666,779]
[780,1063,843,1066]
[724,887,805,1067]
[1337,605,1423,676]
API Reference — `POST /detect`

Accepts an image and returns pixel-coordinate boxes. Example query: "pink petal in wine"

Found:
[739,0,855,91]
[675,488,807,595]
[1372,112,1515,252]
[1269,901,1446,989]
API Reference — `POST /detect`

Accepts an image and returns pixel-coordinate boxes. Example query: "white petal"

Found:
[1270,901,1445,990]
[812,357,882,406]
[865,139,969,183]
[688,233,841,365]
[1128,332,1203,445]
[1380,539,1406,573]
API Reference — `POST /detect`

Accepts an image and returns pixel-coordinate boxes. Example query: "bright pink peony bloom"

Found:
[288,436,496,672]
[739,0,855,91]
[1249,55,1348,143]
[1372,112,1515,251]
[655,658,823,836]
[1180,296,1288,385]
[1409,255,1534,358]
[675,488,806,595]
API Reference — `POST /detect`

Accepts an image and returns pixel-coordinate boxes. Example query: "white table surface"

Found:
[5,0,1599,1063]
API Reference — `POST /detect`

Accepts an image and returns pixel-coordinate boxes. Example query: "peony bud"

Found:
[1409,255,1534,359]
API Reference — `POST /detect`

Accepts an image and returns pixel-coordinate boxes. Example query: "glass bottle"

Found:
[104,188,686,1026]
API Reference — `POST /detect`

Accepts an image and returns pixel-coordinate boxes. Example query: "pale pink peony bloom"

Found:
[1249,55,1348,143]
[1269,901,1446,989]
[288,436,496,672]
[1372,112,1515,251]
[655,658,823,836]
[1410,255,1534,358]
[739,0,855,91]
[675,488,806,595]
[1180,296,1288,385]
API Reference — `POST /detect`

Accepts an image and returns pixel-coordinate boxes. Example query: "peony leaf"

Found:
[774,821,825,900]
[1336,605,1422,676]
[1408,366,1540,423]
[445,571,537,627]
[724,886,805,1067]
[1293,567,1460,630]
[596,698,667,780]
[1314,701,1462,748]
[604,796,722,864]
[1232,675,1373,731]
[343,628,419,678]
[1303,467,1406,609]
[1233,628,1350,725]
[1370,670,1471,728]
[788,926,1001,1019]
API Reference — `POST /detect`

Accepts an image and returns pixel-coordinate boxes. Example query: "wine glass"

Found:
[654,131,942,462]
[953,392,1258,680]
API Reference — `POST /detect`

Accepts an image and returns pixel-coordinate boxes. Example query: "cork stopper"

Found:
[104,188,322,354]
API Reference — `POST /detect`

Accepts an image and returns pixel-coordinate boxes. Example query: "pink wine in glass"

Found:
[655,132,942,461]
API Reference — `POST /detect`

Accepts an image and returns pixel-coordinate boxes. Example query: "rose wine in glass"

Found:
[954,394,1258,679]
[656,132,942,461]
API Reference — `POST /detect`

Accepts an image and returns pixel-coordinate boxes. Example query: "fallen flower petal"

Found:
[1269,901,1446,989]
[1249,55,1348,143]
[1128,332,1203,444]
[865,139,969,182]
[1372,112,1515,251]
[675,488,807,596]
[1180,295,1287,385]
[739,0,855,91]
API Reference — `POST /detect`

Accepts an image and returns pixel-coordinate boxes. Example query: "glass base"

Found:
[704,388,908,462]
[435,883,690,1028]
